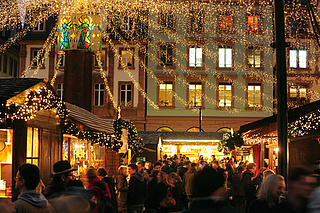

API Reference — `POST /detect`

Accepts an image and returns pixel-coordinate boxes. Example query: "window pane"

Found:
[299,50,307,68]
[121,50,127,67]
[127,50,133,67]
[33,128,39,158]
[300,88,307,98]
[27,127,33,158]
[189,48,196,67]
[196,48,202,67]
[290,88,297,98]
[226,48,232,67]
[290,50,297,68]
[219,48,225,67]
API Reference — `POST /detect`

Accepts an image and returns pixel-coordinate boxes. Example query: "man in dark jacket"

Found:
[242,163,256,213]
[177,161,191,179]
[14,164,54,213]
[161,160,175,174]
[127,163,147,213]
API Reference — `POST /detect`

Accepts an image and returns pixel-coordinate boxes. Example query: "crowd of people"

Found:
[1,154,320,213]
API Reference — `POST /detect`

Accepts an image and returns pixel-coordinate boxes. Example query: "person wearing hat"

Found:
[43,160,76,200]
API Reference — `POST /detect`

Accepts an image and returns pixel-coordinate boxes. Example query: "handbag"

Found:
[160,190,176,208]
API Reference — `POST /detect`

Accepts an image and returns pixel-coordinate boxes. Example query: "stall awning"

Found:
[65,102,114,134]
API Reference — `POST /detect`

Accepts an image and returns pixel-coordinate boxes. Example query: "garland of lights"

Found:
[0,86,144,153]
[113,118,145,154]
[288,109,320,137]
[218,131,244,154]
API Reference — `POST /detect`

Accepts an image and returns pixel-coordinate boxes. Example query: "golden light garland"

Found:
[1,0,319,120]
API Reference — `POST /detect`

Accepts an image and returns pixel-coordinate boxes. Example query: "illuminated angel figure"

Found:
[76,15,94,50]
[58,17,72,50]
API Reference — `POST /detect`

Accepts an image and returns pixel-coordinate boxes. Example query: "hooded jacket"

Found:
[14,190,54,213]
[127,172,147,206]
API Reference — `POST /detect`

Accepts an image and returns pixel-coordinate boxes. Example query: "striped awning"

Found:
[65,102,114,134]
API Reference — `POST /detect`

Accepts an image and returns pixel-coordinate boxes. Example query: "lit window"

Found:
[94,50,106,67]
[94,83,104,106]
[189,47,202,67]
[120,83,132,107]
[289,49,307,68]
[218,46,232,68]
[188,83,202,107]
[247,14,261,32]
[57,83,64,100]
[247,46,262,69]
[289,85,308,107]
[159,12,175,32]
[159,44,174,67]
[34,21,44,31]
[27,127,39,166]
[122,16,134,31]
[247,84,261,108]
[188,10,204,32]
[218,11,234,33]
[219,83,232,107]
[120,49,134,67]
[59,54,65,67]
[159,82,173,106]
[32,50,43,67]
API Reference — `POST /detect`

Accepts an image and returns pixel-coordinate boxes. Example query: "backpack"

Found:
[90,181,117,213]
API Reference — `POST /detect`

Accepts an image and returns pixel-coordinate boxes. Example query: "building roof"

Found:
[65,102,114,133]
[239,99,320,134]
[0,78,44,100]
[138,131,224,145]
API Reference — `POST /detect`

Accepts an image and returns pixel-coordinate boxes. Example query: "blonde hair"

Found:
[258,174,285,202]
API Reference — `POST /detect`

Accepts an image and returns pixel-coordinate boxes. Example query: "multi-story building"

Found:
[146,0,274,133]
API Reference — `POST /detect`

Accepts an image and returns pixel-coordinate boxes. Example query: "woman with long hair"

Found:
[168,172,183,212]
[157,171,172,213]
[114,166,128,213]
[248,174,285,213]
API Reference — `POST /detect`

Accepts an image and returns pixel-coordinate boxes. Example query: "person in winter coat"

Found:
[87,167,112,213]
[231,165,244,211]
[251,167,266,199]
[161,160,175,175]
[14,163,54,213]
[242,163,256,212]
[127,163,147,213]
[98,167,118,211]
[114,166,128,213]
[248,174,285,213]
[183,163,197,206]
[168,172,183,212]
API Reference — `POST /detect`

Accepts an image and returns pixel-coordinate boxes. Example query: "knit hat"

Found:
[53,160,76,176]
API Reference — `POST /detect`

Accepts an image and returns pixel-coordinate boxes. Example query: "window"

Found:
[94,50,106,67]
[159,43,175,67]
[120,48,134,68]
[3,54,7,73]
[288,17,308,35]
[27,127,39,166]
[189,46,203,68]
[120,83,132,107]
[218,11,234,34]
[57,83,64,100]
[289,84,308,107]
[188,10,204,33]
[159,11,175,32]
[59,54,65,67]
[159,82,173,106]
[31,49,43,68]
[247,84,261,108]
[9,57,13,76]
[14,60,18,77]
[122,15,134,31]
[218,46,232,68]
[289,49,307,68]
[34,21,44,31]
[218,83,232,107]
[94,83,104,106]
[156,126,174,132]
[247,45,263,69]
[187,127,201,132]
[188,83,202,107]
[247,12,262,33]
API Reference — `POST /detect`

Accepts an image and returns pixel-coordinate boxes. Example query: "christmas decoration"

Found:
[218,131,244,154]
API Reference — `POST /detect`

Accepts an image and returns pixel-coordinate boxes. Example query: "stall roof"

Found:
[239,99,320,134]
[65,102,114,134]
[0,78,44,100]
[138,131,224,145]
